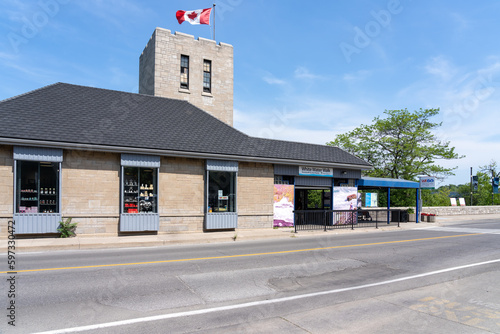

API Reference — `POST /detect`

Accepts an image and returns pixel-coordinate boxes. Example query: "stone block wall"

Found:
[0,146,13,236]
[0,146,13,216]
[421,206,500,216]
[159,157,204,232]
[62,150,120,235]
[237,162,274,229]
[0,145,281,236]
[139,28,234,126]
[138,30,155,96]
[391,205,500,217]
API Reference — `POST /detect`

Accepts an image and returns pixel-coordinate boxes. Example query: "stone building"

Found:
[0,28,371,237]
[139,28,234,126]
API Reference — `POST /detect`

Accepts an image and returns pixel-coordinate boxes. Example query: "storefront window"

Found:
[123,167,157,214]
[16,161,59,214]
[207,171,236,212]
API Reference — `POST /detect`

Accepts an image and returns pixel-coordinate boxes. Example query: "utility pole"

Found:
[470,167,473,206]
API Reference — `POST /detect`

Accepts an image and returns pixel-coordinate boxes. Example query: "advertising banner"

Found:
[333,187,358,210]
[273,184,294,227]
[333,187,358,225]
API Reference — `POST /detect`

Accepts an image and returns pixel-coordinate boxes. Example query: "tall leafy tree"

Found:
[472,161,500,205]
[327,108,463,181]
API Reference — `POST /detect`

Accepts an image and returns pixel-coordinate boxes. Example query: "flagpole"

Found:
[213,3,216,41]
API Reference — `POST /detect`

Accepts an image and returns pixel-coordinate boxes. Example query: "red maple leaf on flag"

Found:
[176,8,211,25]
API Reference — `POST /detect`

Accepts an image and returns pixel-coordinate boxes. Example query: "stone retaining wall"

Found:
[392,206,500,216]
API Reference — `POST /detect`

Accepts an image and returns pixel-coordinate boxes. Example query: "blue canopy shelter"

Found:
[357,177,421,223]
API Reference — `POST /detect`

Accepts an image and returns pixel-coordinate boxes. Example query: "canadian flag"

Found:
[176,8,212,25]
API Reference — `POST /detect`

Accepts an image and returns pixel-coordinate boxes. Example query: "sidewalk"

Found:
[4,214,500,253]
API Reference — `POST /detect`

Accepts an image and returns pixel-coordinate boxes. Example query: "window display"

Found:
[123,167,157,214]
[207,171,236,212]
[16,161,59,214]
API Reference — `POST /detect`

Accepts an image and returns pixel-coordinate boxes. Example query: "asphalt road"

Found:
[2,219,500,334]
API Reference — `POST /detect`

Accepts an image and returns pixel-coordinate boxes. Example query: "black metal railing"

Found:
[294,209,408,232]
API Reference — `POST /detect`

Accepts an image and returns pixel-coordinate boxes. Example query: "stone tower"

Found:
[139,28,234,126]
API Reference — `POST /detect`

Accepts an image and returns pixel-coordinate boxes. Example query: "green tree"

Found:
[471,161,500,205]
[423,187,453,206]
[328,108,463,206]
[442,161,500,206]
[307,190,323,209]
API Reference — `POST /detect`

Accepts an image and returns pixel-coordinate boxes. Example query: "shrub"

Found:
[57,217,77,238]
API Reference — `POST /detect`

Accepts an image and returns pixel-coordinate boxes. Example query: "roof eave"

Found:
[0,138,373,170]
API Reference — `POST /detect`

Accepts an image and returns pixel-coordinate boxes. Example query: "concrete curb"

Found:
[1,225,410,253]
[4,214,499,253]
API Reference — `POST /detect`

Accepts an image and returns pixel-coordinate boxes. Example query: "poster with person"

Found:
[333,187,358,225]
[333,187,358,210]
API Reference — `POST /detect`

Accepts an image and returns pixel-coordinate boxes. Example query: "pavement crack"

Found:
[280,316,312,333]
[176,276,207,304]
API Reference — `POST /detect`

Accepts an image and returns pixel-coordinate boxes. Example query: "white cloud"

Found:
[294,67,325,81]
[1,61,61,81]
[0,51,17,61]
[262,75,287,85]
[395,58,500,184]
[240,57,500,186]
[0,0,33,22]
[234,107,335,145]
[234,96,372,147]
[424,55,458,81]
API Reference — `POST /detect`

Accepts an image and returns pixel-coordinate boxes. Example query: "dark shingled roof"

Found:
[0,83,371,167]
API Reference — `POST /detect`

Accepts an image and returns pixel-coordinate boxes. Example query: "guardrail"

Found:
[293,209,408,232]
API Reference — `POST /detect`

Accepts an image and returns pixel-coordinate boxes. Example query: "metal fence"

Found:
[294,209,408,232]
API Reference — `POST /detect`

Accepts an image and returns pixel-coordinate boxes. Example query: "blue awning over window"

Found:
[358,177,420,189]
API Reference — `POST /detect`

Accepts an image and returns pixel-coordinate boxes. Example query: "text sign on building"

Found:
[419,176,436,189]
[299,166,333,177]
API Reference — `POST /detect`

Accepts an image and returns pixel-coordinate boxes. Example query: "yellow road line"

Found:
[2,233,481,274]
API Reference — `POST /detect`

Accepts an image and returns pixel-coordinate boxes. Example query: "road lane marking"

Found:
[416,226,500,234]
[0,233,481,274]
[33,258,500,334]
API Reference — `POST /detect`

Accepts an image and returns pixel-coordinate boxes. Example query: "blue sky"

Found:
[1,0,499,186]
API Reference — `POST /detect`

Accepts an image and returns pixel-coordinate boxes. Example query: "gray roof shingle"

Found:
[0,83,371,168]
